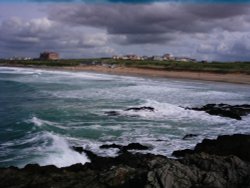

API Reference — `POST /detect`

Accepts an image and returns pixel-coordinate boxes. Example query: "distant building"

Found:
[175,57,196,62]
[125,54,142,60]
[112,55,120,60]
[142,56,150,60]
[9,57,32,61]
[121,56,129,60]
[40,52,59,60]
[152,56,163,61]
[112,55,129,60]
[162,53,174,61]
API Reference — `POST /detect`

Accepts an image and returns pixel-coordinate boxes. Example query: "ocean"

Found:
[0,66,249,168]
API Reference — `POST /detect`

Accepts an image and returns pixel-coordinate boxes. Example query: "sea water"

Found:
[0,67,249,168]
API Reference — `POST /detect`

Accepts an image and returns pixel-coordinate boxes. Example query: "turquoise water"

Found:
[0,67,250,167]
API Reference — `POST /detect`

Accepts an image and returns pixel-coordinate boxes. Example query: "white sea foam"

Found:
[7,132,90,168]
[36,133,90,167]
[118,99,234,124]
[27,116,69,130]
[0,67,43,75]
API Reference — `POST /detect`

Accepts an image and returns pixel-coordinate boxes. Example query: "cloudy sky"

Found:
[1,0,250,61]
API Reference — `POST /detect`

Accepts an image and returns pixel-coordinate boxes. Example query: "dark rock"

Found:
[99,143,149,153]
[123,143,149,151]
[104,111,120,116]
[100,143,122,149]
[2,135,250,188]
[72,146,85,153]
[173,134,250,162]
[148,153,250,188]
[186,103,250,120]
[105,106,155,117]
[183,134,199,140]
[125,106,155,112]
[173,149,194,157]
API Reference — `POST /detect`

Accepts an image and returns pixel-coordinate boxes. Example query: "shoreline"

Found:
[58,65,250,85]
[1,64,250,84]
[1,134,250,188]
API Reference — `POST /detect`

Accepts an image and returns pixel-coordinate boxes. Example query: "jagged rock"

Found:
[186,103,250,120]
[147,153,250,188]
[104,111,120,116]
[173,134,250,162]
[99,143,149,153]
[183,134,199,140]
[123,143,149,151]
[72,146,85,153]
[100,143,122,149]
[173,149,194,157]
[105,106,155,117]
[125,106,155,112]
[179,153,250,188]
[2,135,250,188]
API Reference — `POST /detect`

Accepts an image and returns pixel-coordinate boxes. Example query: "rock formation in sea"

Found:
[185,104,250,120]
[105,106,155,116]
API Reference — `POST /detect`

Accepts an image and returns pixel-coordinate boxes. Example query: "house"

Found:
[40,52,59,60]
[121,56,129,60]
[9,57,32,61]
[125,54,142,60]
[162,53,174,61]
[142,56,150,60]
[112,55,120,60]
[152,56,163,61]
[175,57,196,62]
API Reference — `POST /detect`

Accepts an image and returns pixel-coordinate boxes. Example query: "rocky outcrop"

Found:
[173,134,250,162]
[147,153,250,188]
[105,106,155,116]
[1,134,250,188]
[100,143,149,153]
[125,107,154,112]
[182,134,199,140]
[104,111,120,116]
[186,103,250,120]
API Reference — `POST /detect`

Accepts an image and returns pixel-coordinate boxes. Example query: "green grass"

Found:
[100,59,250,74]
[0,58,250,74]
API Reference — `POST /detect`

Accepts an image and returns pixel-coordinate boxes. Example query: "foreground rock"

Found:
[186,103,250,120]
[1,134,250,188]
[173,134,250,162]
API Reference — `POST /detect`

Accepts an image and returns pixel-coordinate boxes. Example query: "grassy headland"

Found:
[1,58,250,74]
[101,59,250,74]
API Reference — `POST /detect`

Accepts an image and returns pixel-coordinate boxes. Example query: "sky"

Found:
[1,0,250,61]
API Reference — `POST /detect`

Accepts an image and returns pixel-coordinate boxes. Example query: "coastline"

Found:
[1,134,250,188]
[58,65,250,85]
[1,64,250,84]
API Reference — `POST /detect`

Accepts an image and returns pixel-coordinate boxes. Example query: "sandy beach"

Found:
[61,65,250,84]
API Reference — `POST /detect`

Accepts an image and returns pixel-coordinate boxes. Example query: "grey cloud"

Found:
[46,3,250,61]
[2,3,250,61]
[0,17,110,58]
[183,4,250,19]
[112,33,176,45]
[48,4,250,37]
